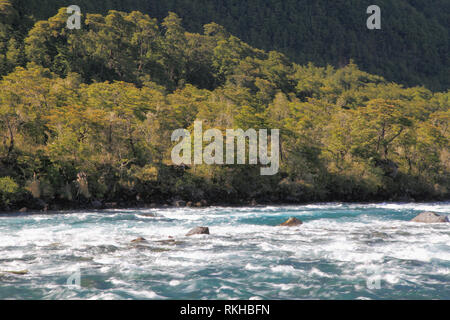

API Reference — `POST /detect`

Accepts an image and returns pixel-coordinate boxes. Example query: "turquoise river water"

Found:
[0,203,449,299]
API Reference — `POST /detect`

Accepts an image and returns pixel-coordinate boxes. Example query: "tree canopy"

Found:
[2,0,449,91]
[0,5,448,210]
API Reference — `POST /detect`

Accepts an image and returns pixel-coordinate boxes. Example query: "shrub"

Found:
[0,176,19,206]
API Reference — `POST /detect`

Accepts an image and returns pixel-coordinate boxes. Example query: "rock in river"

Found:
[4,270,29,275]
[131,237,147,243]
[411,212,449,223]
[279,217,303,227]
[186,227,210,236]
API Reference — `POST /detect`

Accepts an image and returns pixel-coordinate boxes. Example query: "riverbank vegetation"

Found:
[0,5,449,210]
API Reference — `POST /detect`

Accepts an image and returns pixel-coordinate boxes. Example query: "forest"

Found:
[0,2,449,210]
[1,0,449,91]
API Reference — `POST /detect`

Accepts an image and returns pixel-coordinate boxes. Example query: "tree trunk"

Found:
[5,116,14,158]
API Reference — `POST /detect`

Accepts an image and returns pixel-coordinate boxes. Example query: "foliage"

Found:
[0,6,448,210]
[2,0,449,91]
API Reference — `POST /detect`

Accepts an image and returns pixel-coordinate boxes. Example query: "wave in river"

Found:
[0,202,449,299]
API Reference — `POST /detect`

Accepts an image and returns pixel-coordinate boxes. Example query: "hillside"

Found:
[2,0,449,91]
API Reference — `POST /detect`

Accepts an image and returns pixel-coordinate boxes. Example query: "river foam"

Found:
[0,203,449,299]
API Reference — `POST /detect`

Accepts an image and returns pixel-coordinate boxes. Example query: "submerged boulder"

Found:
[131,237,147,243]
[186,227,210,236]
[4,270,29,275]
[155,238,184,245]
[140,212,157,217]
[279,217,303,227]
[411,212,449,223]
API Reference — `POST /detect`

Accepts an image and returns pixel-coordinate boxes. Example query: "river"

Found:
[0,203,449,299]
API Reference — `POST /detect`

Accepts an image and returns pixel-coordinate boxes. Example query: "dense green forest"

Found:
[1,0,449,91]
[0,3,449,210]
